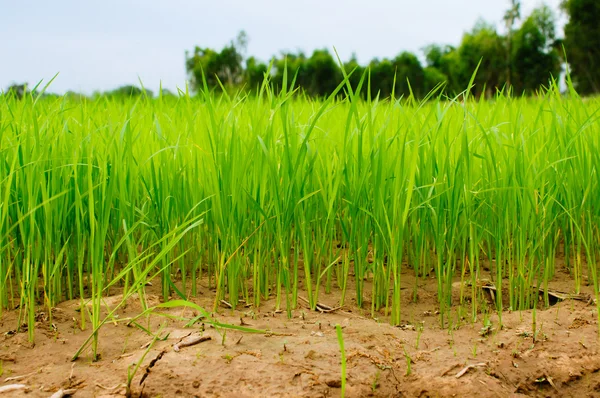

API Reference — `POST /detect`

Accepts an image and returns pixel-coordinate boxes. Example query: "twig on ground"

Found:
[298,296,342,313]
[140,340,152,349]
[317,304,342,313]
[456,363,487,379]
[264,331,295,337]
[4,368,41,382]
[441,363,461,377]
[119,353,134,358]
[0,384,28,394]
[173,336,211,352]
[95,383,125,391]
[142,331,187,350]
[220,300,232,309]
[544,373,559,391]
[49,388,78,398]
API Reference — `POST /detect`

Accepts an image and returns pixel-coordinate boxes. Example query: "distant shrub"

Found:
[4,83,28,100]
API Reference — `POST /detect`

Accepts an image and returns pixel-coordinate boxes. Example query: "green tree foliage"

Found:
[304,49,342,97]
[158,88,177,98]
[270,49,342,97]
[4,83,28,99]
[106,85,153,98]
[368,58,395,99]
[562,0,600,94]
[3,83,61,100]
[185,7,565,101]
[245,56,268,91]
[392,52,425,99]
[186,31,247,91]
[504,0,522,87]
[424,66,448,95]
[511,5,561,93]
[367,53,430,99]
[423,45,462,94]
[343,54,366,96]
[271,52,309,93]
[458,21,506,97]
[186,46,239,90]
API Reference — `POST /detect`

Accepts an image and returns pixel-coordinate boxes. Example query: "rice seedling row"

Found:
[1,76,599,354]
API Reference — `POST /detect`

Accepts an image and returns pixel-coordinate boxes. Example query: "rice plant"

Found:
[1,72,599,357]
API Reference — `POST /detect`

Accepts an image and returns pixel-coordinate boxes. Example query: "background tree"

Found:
[392,52,425,99]
[106,85,153,98]
[186,31,247,91]
[271,52,309,93]
[217,44,244,86]
[182,15,570,100]
[185,47,222,89]
[245,56,268,90]
[504,0,521,87]
[5,83,28,99]
[511,5,561,93]
[64,90,90,101]
[458,21,506,97]
[368,58,395,99]
[304,49,342,97]
[423,44,462,95]
[423,66,448,96]
[343,54,367,97]
[562,0,600,94]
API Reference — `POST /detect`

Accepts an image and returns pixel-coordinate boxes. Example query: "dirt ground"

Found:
[1,268,600,397]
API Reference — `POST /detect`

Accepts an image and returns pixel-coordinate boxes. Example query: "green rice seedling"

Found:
[335,324,347,397]
[126,323,168,397]
[1,66,600,352]
[404,346,412,375]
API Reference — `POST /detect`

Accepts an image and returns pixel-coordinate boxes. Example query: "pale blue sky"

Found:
[0,0,563,94]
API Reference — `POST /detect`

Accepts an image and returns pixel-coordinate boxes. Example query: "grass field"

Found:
[1,75,599,366]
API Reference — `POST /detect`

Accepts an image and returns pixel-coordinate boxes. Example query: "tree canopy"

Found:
[4,83,28,99]
[12,2,597,100]
[185,4,568,100]
[562,0,600,94]
[511,5,561,94]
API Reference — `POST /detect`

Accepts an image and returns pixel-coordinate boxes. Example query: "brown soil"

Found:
[1,270,599,397]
